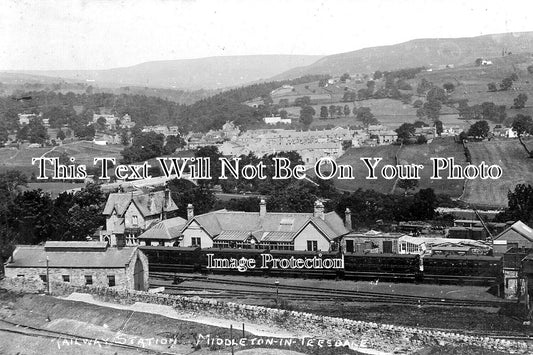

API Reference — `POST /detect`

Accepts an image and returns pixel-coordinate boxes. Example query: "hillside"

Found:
[462,139,533,208]
[272,32,533,79]
[8,55,323,90]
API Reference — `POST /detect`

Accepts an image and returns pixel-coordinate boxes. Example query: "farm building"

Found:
[179,200,350,251]
[493,221,533,251]
[100,189,179,247]
[263,116,292,125]
[341,230,405,254]
[4,241,149,291]
[137,216,187,247]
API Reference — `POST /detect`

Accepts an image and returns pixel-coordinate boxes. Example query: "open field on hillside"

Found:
[395,137,467,197]
[462,138,533,208]
[47,141,125,165]
[327,144,401,193]
[284,98,468,130]
[0,141,125,177]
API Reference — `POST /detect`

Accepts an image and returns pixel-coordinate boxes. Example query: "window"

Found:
[307,240,318,252]
[192,237,201,247]
[85,275,93,285]
[132,215,138,226]
[17,274,24,278]
[62,275,70,283]
[39,274,47,282]
[107,275,116,287]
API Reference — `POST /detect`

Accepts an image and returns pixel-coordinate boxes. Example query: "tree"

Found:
[299,106,315,126]
[426,87,447,104]
[500,77,514,91]
[413,121,428,128]
[320,106,329,119]
[96,116,107,131]
[168,179,215,220]
[343,105,351,117]
[340,73,351,82]
[511,114,533,156]
[395,123,416,141]
[443,82,455,93]
[373,71,383,80]
[356,107,378,126]
[16,124,28,142]
[475,58,483,66]
[434,120,443,136]
[496,184,533,225]
[488,82,498,92]
[294,96,311,107]
[56,130,66,141]
[413,99,423,108]
[467,120,490,139]
[417,78,433,96]
[27,119,48,144]
[528,65,533,75]
[513,93,528,109]
[397,179,419,196]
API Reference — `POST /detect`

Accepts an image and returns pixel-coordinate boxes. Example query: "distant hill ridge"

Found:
[271,31,533,80]
[8,55,323,90]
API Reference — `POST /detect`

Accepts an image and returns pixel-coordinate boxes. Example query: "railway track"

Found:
[149,272,510,308]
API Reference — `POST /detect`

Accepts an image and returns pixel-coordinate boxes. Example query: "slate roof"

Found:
[138,216,187,240]
[192,210,348,243]
[103,190,178,217]
[5,245,138,269]
[495,221,533,242]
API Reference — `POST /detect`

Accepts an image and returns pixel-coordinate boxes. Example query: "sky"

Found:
[1,0,532,70]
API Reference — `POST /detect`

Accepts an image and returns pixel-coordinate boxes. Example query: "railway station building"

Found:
[4,241,149,291]
[179,200,350,251]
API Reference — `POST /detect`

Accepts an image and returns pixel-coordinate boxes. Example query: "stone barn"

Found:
[4,241,149,291]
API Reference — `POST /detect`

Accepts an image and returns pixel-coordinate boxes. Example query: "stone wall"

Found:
[5,267,129,289]
[45,283,533,354]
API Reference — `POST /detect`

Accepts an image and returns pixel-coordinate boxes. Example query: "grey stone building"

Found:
[4,241,149,291]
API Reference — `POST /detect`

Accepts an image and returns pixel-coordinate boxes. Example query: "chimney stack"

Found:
[314,200,325,220]
[259,199,267,217]
[164,188,171,209]
[345,208,352,230]
[187,204,194,221]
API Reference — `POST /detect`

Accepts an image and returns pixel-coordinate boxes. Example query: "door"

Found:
[133,258,144,291]
[383,240,393,253]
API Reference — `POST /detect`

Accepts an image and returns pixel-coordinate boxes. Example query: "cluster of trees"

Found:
[319,105,351,119]
[416,86,447,122]
[0,174,106,260]
[121,131,185,164]
[488,73,519,92]
[395,121,435,144]
[458,100,507,123]
[496,183,533,226]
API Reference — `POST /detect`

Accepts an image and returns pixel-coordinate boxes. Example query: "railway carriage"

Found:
[421,254,502,285]
[343,253,420,281]
[140,246,203,273]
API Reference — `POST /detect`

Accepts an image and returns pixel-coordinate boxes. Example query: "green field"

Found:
[396,137,467,197]
[0,141,125,177]
[327,144,401,193]
[462,138,533,208]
